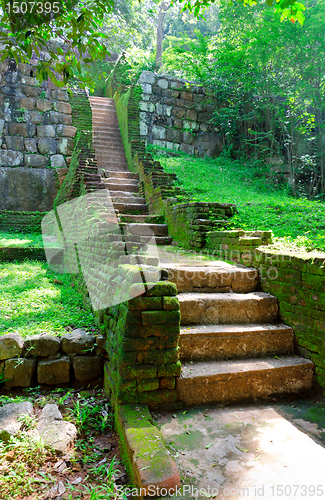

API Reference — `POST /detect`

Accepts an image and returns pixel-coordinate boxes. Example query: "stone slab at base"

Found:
[116,404,181,497]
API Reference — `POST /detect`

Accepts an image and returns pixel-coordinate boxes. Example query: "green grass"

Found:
[0,260,95,338]
[157,151,325,253]
[0,232,44,248]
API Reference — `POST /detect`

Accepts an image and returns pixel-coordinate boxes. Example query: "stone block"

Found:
[186,109,197,121]
[24,334,60,357]
[158,79,168,89]
[128,296,162,311]
[8,122,36,137]
[146,282,177,296]
[58,137,74,155]
[51,90,69,101]
[152,125,166,140]
[173,107,185,119]
[166,129,182,143]
[139,101,155,112]
[160,376,175,389]
[180,91,192,101]
[21,76,38,86]
[25,110,43,124]
[37,404,77,454]
[24,153,48,167]
[124,364,157,380]
[0,119,4,135]
[36,99,53,112]
[73,356,104,382]
[124,337,159,351]
[143,323,180,338]
[4,358,37,387]
[5,136,24,151]
[37,137,57,155]
[141,83,152,94]
[138,377,160,392]
[0,402,33,442]
[180,143,194,155]
[61,328,95,354]
[50,154,66,168]
[0,333,24,360]
[37,356,70,384]
[163,297,180,311]
[183,131,194,145]
[20,97,36,110]
[138,71,155,84]
[141,349,179,365]
[49,111,72,125]
[142,310,180,325]
[140,121,148,135]
[54,101,72,114]
[37,125,56,137]
[56,124,77,137]
[24,85,42,98]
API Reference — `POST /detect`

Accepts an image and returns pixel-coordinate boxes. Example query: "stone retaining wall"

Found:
[0,210,47,232]
[138,71,223,157]
[0,58,77,212]
[0,329,106,388]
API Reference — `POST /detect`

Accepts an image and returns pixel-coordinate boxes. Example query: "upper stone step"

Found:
[177,356,314,406]
[119,214,163,224]
[104,171,139,180]
[125,223,169,237]
[180,323,294,362]
[164,265,258,293]
[104,182,139,193]
[111,196,146,204]
[113,203,149,215]
[105,177,138,185]
[178,291,279,325]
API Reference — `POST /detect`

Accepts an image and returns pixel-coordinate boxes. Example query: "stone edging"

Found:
[115,404,181,497]
[0,329,107,387]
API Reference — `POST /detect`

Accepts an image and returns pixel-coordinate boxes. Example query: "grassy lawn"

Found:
[0,232,44,248]
[157,151,325,253]
[0,261,95,338]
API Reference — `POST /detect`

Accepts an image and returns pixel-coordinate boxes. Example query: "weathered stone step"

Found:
[113,203,149,214]
[107,190,140,198]
[119,214,163,223]
[164,265,258,293]
[140,236,172,245]
[111,196,146,204]
[105,183,139,194]
[178,292,278,325]
[104,170,139,179]
[177,356,314,406]
[180,323,294,362]
[105,177,138,186]
[126,223,168,237]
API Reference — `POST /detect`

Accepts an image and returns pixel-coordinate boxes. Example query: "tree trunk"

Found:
[155,1,171,70]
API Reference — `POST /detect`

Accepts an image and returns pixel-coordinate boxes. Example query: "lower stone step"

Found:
[140,236,172,246]
[177,356,314,406]
[111,196,146,204]
[105,182,139,193]
[180,323,294,361]
[104,170,139,180]
[120,214,164,224]
[113,203,149,214]
[164,264,258,293]
[178,292,278,325]
[126,223,168,237]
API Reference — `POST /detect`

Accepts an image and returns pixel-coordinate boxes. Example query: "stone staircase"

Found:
[89,96,172,245]
[164,263,314,407]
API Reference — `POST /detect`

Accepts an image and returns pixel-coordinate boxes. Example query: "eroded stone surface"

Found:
[0,333,24,360]
[4,358,37,387]
[0,402,33,441]
[37,404,77,454]
[25,334,60,357]
[61,329,95,354]
[37,356,70,385]
[72,356,104,382]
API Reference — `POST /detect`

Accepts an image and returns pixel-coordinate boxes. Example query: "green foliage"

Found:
[0,232,43,248]
[0,260,95,338]
[158,151,325,252]
[163,0,325,200]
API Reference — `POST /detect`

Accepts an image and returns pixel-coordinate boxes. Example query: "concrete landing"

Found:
[156,397,325,499]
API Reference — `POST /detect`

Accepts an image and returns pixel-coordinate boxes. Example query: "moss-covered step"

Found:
[0,247,46,261]
[180,323,294,362]
[115,404,181,497]
[164,264,258,293]
[177,356,314,406]
[178,291,279,325]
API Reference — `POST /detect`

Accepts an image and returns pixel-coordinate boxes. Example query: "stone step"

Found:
[119,214,163,224]
[113,203,149,214]
[177,356,314,406]
[106,177,138,186]
[108,190,141,198]
[104,170,139,180]
[105,182,139,193]
[180,323,294,362]
[164,265,258,293]
[111,196,146,204]
[178,292,278,325]
[126,223,169,237]
[140,236,172,245]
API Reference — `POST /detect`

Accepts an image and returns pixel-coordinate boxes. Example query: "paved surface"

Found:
[155,396,325,500]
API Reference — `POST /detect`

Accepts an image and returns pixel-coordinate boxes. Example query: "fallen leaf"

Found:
[235,446,249,453]
[53,279,63,285]
[211,464,218,468]
[71,477,83,485]
[58,481,65,495]
[205,443,213,449]
[254,456,261,461]
[140,466,150,470]
[97,457,106,466]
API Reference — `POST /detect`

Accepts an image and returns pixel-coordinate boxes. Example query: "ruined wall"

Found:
[138,71,223,157]
[0,59,76,213]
